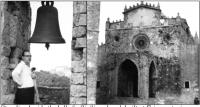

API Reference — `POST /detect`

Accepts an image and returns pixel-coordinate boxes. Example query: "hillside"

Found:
[35,70,70,87]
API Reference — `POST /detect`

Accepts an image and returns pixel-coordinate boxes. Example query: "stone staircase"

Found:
[108,97,160,104]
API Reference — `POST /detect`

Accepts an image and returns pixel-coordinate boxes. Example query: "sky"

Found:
[30,1,199,71]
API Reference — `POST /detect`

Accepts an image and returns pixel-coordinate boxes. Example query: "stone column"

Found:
[86,2,100,104]
[138,54,149,99]
[71,1,100,104]
[0,1,31,104]
[71,1,87,104]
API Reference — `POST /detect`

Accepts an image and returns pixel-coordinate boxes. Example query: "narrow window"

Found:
[97,81,100,88]
[185,81,190,88]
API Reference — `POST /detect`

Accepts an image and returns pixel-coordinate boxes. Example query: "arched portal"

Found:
[117,59,138,97]
[149,61,156,98]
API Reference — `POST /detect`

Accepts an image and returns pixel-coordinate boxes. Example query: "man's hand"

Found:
[35,93,41,104]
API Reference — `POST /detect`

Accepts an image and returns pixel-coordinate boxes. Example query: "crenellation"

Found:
[123,2,161,15]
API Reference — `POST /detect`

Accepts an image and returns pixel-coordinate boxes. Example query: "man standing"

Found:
[12,51,35,104]
[31,67,41,104]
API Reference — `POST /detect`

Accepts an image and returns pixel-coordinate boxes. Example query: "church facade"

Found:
[97,2,200,104]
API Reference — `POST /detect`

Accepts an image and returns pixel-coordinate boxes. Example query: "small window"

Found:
[185,81,190,88]
[114,36,120,42]
[97,81,100,88]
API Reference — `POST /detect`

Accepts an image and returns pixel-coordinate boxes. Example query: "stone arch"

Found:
[117,59,139,97]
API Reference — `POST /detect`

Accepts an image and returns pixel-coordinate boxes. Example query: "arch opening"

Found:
[149,61,156,98]
[117,59,138,97]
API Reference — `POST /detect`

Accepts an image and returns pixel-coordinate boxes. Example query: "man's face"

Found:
[22,52,32,64]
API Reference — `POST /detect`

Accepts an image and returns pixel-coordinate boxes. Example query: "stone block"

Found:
[79,14,86,26]
[1,94,15,104]
[0,56,9,68]
[72,49,83,61]
[0,45,11,57]
[9,16,19,38]
[2,31,10,46]
[9,80,16,93]
[1,68,11,80]
[9,36,17,47]
[71,59,86,73]
[75,37,86,48]
[87,2,100,31]
[9,64,17,70]
[70,97,86,104]
[73,14,79,27]
[1,79,10,95]
[71,73,84,85]
[73,1,87,14]
[72,26,86,38]
[16,35,24,49]
[73,13,86,26]
[9,57,19,65]
[87,31,99,64]
[70,85,86,97]
[11,47,22,58]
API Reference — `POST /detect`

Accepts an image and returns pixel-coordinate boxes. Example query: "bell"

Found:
[29,1,65,50]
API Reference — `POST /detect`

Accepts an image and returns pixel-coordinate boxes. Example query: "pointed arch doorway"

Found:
[117,59,138,97]
[149,61,156,98]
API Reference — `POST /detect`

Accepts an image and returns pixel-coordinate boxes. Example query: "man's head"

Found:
[22,51,32,65]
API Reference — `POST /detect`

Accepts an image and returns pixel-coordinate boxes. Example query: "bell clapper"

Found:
[45,43,50,50]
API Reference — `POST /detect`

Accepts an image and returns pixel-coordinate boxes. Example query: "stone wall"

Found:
[86,2,100,104]
[105,25,193,57]
[71,1,87,104]
[0,1,31,104]
[71,1,100,104]
[124,8,161,27]
[97,44,198,104]
[38,86,69,104]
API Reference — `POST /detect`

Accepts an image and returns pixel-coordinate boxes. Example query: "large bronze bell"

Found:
[29,1,65,50]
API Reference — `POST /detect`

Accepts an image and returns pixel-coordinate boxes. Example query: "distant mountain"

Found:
[35,70,70,87]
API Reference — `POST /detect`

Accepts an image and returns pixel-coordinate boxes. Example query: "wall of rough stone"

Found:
[71,1,100,104]
[178,44,199,103]
[124,8,161,27]
[0,1,31,104]
[38,87,69,104]
[105,25,193,58]
[97,44,198,104]
[71,1,87,104]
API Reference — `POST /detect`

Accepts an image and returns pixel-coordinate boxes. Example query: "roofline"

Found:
[123,5,161,14]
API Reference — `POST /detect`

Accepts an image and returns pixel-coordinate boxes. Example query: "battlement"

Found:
[106,18,125,29]
[123,1,161,14]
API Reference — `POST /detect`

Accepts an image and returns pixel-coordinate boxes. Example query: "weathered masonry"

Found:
[97,2,200,104]
[0,1,31,104]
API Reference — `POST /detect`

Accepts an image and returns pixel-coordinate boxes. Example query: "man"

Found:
[12,51,35,104]
[31,67,41,104]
